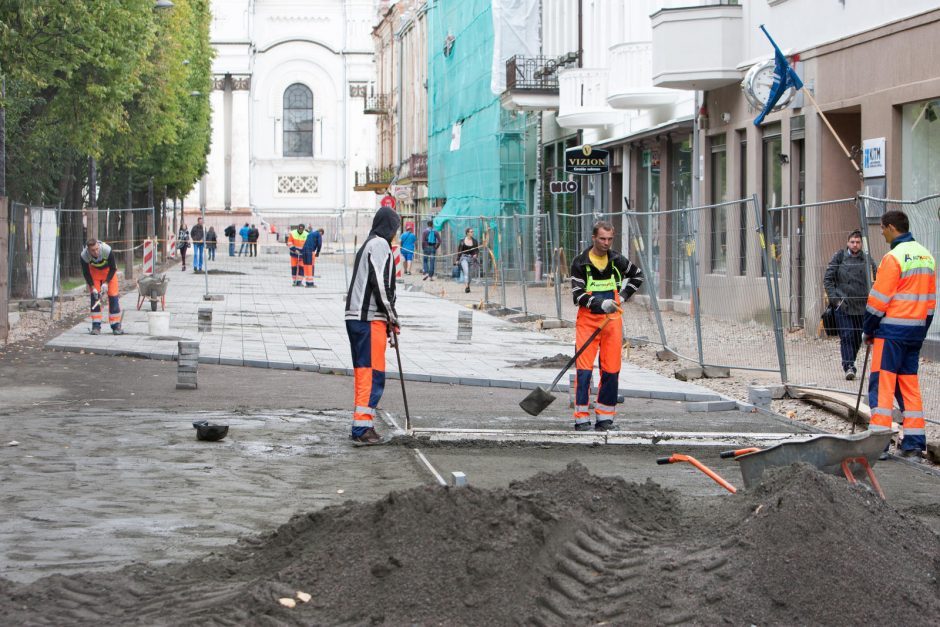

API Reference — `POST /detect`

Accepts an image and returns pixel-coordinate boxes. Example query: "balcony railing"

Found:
[353,166,396,191]
[505,55,562,91]
[557,68,622,129]
[363,94,391,115]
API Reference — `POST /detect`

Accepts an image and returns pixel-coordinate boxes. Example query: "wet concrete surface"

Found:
[1,347,938,585]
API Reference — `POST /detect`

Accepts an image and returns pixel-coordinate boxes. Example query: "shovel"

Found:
[519,310,619,416]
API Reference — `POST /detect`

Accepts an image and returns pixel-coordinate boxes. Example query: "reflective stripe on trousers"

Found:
[573,308,622,426]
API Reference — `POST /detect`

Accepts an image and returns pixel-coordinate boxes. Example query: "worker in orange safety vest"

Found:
[863,210,936,460]
[570,220,643,432]
[80,239,124,335]
[287,224,308,286]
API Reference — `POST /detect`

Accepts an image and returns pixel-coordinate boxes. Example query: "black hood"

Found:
[370,206,400,243]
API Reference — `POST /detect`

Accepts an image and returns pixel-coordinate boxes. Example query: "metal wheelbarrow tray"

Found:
[733,430,893,490]
[136,274,169,311]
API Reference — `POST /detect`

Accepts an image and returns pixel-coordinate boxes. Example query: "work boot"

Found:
[574,422,593,432]
[112,327,125,335]
[898,448,924,461]
[306,282,316,288]
[351,427,382,444]
[465,286,471,293]
[90,327,101,335]
[845,366,856,381]
[594,420,617,432]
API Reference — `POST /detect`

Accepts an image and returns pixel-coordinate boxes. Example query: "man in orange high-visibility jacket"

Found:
[570,220,643,432]
[286,224,308,286]
[80,239,124,335]
[863,210,936,460]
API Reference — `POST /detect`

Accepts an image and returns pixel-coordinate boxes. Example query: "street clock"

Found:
[741,59,797,111]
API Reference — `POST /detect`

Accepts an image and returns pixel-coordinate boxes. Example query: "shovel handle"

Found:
[547,312,618,392]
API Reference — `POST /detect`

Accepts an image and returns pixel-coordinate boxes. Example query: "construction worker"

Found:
[864,210,936,460]
[302,225,323,287]
[80,238,124,335]
[570,221,643,431]
[286,223,308,286]
[344,206,400,444]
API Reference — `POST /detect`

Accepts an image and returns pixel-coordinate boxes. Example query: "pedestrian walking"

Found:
[864,210,936,460]
[206,226,218,261]
[287,224,308,286]
[238,223,250,256]
[249,224,260,257]
[421,220,440,280]
[823,229,878,380]
[190,217,206,273]
[570,220,643,432]
[344,206,401,444]
[224,223,237,256]
[400,224,416,275]
[80,238,124,335]
[456,227,480,293]
[177,223,191,271]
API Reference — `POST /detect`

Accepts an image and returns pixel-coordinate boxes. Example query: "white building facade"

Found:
[185,0,378,218]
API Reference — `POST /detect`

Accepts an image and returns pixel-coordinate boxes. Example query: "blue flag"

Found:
[754,25,804,126]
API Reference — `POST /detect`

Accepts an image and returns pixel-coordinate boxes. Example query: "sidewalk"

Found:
[45,250,722,402]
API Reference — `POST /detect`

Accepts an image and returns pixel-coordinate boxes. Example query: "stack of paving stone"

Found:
[197,307,212,332]
[177,341,200,390]
[456,310,472,343]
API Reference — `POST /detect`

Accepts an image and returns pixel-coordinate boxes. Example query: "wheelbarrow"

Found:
[658,430,893,499]
[137,274,169,312]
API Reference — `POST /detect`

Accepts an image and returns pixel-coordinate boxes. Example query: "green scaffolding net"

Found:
[427,0,526,245]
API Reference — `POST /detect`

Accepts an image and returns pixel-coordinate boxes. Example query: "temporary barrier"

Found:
[392,245,402,279]
[142,238,154,275]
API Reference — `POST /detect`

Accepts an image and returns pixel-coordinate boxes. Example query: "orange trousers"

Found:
[573,309,622,428]
[868,337,927,452]
[346,319,388,433]
[89,266,121,329]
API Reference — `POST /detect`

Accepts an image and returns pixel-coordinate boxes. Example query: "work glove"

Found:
[862,334,874,346]
[600,299,618,314]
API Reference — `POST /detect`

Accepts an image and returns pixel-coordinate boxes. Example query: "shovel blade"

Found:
[519,386,557,416]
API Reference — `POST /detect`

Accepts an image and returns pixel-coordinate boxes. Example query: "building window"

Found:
[710,135,728,274]
[637,145,661,276]
[901,99,940,199]
[283,83,314,158]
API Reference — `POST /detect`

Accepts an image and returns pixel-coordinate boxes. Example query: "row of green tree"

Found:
[1,0,213,276]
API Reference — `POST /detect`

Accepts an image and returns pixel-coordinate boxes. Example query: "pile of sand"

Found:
[2,462,937,625]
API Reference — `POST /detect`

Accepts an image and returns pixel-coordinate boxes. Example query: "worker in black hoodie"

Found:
[344,206,401,444]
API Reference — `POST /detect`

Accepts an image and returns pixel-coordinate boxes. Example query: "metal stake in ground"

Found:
[851,342,872,434]
[392,331,411,431]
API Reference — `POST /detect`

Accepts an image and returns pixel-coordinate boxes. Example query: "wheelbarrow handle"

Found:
[719,447,762,459]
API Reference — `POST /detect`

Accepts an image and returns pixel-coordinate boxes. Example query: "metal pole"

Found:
[202,202,209,297]
[50,206,60,319]
[481,217,490,304]
[125,174,134,281]
[34,208,44,298]
[0,73,5,198]
[686,208,705,367]
[498,220,507,308]
[752,193,787,382]
[551,209,562,320]
[340,212,350,290]
[514,213,528,315]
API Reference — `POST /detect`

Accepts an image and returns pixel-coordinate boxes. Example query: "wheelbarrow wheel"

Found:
[150,299,158,312]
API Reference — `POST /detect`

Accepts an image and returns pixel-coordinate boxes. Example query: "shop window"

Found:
[738,132,747,275]
[710,135,728,273]
[901,99,940,199]
[762,124,783,275]
[637,145,661,276]
[283,83,314,157]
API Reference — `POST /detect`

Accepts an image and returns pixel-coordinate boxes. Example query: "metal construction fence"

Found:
[5,204,158,317]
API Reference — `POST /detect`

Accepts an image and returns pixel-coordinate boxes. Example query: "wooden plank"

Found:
[786,385,871,420]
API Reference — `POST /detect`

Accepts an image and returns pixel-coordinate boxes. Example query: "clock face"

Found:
[742,59,796,111]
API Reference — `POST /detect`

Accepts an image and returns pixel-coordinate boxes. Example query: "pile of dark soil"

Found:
[512,353,572,368]
[2,462,938,625]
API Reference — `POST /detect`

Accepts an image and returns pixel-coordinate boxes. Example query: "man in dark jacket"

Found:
[248,224,260,257]
[224,223,237,256]
[302,225,323,287]
[190,217,206,273]
[823,229,878,379]
[344,207,400,444]
[421,220,440,280]
[570,221,643,432]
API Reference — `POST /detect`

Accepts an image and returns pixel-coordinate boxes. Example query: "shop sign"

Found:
[862,137,885,178]
[549,180,579,194]
[564,145,609,175]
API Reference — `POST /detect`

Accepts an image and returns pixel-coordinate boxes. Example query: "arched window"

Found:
[283,83,314,157]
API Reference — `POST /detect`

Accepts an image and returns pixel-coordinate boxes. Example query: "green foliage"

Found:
[0,0,213,204]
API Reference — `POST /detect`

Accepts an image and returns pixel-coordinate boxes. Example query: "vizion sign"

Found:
[564,145,609,175]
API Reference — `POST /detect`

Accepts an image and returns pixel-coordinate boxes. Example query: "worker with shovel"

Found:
[80,238,124,335]
[344,206,401,445]
[570,221,643,431]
